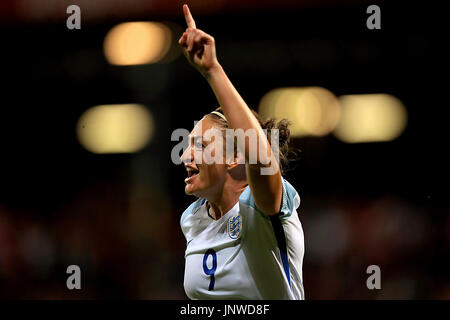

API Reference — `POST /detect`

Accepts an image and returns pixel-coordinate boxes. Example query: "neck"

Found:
[207,182,247,220]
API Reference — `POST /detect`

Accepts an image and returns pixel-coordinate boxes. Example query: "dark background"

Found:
[0,0,448,299]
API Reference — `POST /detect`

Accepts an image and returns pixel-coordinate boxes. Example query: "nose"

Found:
[180,144,194,165]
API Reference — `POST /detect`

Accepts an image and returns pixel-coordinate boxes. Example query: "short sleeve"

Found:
[238,177,300,220]
[279,177,301,221]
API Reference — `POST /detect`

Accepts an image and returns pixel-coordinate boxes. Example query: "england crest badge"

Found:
[227,213,241,239]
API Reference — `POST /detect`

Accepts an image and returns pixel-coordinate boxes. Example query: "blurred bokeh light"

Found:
[333,94,407,143]
[258,87,341,137]
[76,104,154,154]
[103,22,172,66]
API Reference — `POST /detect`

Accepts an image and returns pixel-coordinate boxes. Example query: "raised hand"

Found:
[178,4,219,76]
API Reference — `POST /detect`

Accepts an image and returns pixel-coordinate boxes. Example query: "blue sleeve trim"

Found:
[270,215,291,287]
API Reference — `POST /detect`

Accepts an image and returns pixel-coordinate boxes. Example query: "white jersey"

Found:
[180,177,305,300]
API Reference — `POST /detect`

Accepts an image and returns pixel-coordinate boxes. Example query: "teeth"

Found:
[186,168,199,177]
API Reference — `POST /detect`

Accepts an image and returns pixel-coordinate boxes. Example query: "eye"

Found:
[194,140,205,149]
[193,137,205,149]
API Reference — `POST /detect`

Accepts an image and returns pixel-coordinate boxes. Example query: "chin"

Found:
[185,185,198,196]
[185,185,207,199]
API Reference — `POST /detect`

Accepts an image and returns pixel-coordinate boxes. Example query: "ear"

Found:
[227,150,246,181]
[226,149,245,171]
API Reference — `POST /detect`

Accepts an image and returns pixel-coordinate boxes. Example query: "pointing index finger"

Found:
[183,4,196,29]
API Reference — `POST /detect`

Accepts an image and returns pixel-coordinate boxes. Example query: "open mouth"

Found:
[186,167,200,179]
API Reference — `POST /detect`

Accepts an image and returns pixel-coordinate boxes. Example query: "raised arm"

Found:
[178,4,282,215]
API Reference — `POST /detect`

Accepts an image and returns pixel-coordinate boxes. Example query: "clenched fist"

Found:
[178,4,220,76]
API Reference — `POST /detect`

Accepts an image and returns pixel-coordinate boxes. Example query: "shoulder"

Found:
[239,177,301,220]
[180,197,206,226]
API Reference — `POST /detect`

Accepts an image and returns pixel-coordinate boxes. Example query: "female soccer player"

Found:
[178,4,305,299]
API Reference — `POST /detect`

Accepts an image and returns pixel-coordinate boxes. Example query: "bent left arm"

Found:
[178,4,282,215]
